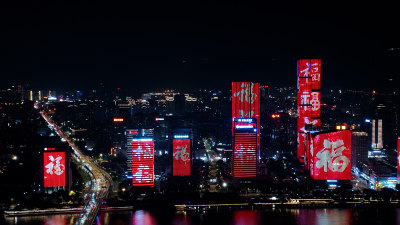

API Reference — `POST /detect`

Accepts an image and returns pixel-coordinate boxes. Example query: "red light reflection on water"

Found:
[231,210,260,225]
[131,210,157,225]
[296,209,352,225]
[44,215,69,225]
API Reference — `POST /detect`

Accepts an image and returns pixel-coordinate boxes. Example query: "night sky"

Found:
[1,2,399,92]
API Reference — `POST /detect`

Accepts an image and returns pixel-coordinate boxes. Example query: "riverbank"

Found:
[4,199,400,217]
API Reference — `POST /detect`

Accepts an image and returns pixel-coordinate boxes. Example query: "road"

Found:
[39,109,112,225]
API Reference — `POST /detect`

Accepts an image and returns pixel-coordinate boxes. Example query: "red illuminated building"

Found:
[172,137,191,176]
[232,118,258,178]
[232,82,260,151]
[297,59,321,162]
[42,145,71,191]
[310,130,351,180]
[131,138,154,187]
[397,138,400,179]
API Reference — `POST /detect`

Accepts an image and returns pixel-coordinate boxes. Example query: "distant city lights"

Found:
[113,118,124,122]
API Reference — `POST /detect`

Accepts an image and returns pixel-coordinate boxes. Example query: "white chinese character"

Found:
[235,144,244,161]
[174,144,190,163]
[133,145,144,160]
[233,83,257,104]
[301,91,310,105]
[312,73,320,82]
[310,92,320,111]
[45,155,65,176]
[238,109,255,118]
[235,144,255,162]
[316,139,349,173]
[300,62,310,77]
[133,165,152,183]
[311,63,320,72]
[133,144,152,160]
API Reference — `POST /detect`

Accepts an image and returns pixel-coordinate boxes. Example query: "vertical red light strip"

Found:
[173,139,191,176]
[132,139,154,187]
[312,130,351,180]
[397,138,400,180]
[43,152,66,187]
[297,59,321,163]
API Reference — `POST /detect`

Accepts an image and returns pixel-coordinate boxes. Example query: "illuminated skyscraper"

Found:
[232,118,258,178]
[232,82,260,152]
[125,129,154,179]
[372,119,383,149]
[42,145,71,193]
[297,59,321,163]
[172,132,192,176]
[131,138,154,187]
[310,130,351,180]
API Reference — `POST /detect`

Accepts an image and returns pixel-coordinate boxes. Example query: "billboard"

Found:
[131,138,154,186]
[232,82,260,150]
[43,152,66,187]
[232,119,258,178]
[311,130,351,180]
[297,59,321,162]
[173,139,191,176]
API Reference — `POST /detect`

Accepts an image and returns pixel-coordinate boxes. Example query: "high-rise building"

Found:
[397,137,400,180]
[351,132,369,170]
[310,130,351,180]
[297,59,321,163]
[372,119,383,149]
[172,132,192,176]
[125,129,154,178]
[131,138,154,187]
[232,118,258,178]
[42,145,71,193]
[232,82,260,152]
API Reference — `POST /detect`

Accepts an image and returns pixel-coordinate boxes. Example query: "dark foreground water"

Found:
[2,208,400,225]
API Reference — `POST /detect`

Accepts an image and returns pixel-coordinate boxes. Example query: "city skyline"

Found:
[2,3,400,225]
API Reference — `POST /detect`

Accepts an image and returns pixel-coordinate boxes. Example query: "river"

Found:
[2,208,400,225]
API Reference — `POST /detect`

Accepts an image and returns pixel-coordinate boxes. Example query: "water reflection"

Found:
[3,208,400,225]
[44,215,69,225]
[172,212,191,225]
[294,209,352,225]
[131,210,157,225]
[2,214,79,225]
[231,210,260,225]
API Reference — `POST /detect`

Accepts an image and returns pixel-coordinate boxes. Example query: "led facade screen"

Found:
[311,130,351,180]
[310,59,321,90]
[232,82,260,150]
[233,132,257,178]
[297,59,321,162]
[43,152,66,187]
[132,139,154,186]
[173,139,191,176]
[297,117,321,161]
[397,138,400,179]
